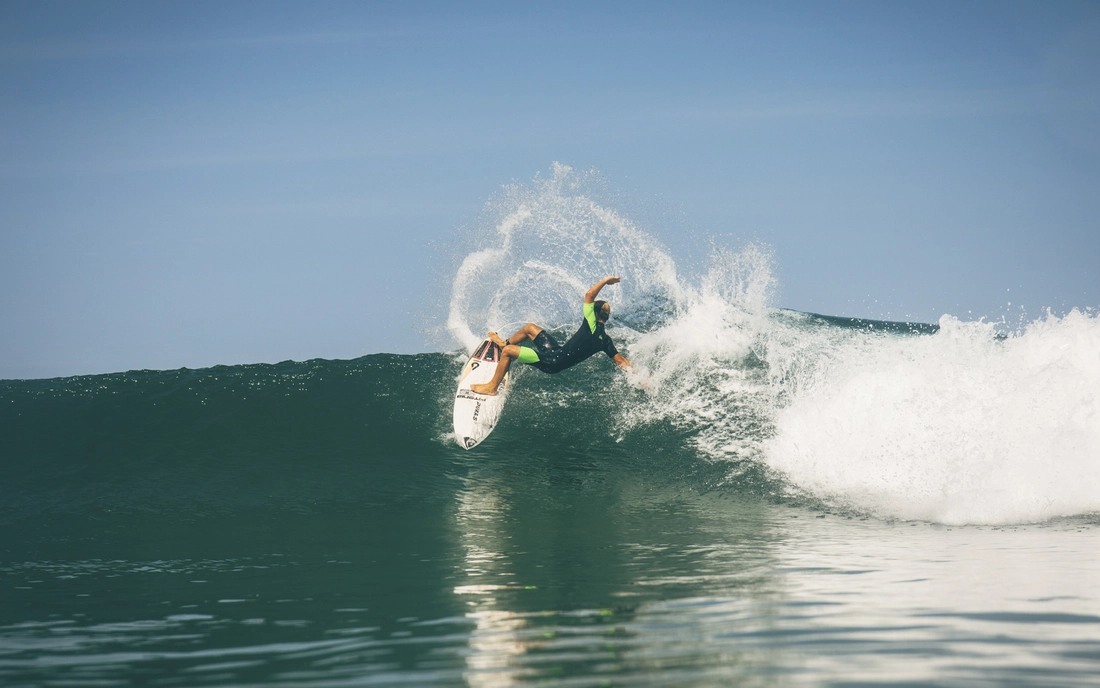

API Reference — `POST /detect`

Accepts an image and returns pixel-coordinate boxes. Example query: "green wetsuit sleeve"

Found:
[583,302,597,333]
[516,346,539,364]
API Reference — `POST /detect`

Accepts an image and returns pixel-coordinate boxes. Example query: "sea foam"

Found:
[762,310,1100,525]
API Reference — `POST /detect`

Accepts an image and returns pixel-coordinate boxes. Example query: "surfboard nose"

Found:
[463,437,477,450]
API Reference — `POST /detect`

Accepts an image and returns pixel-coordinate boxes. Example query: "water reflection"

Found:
[453,475,529,686]
[463,611,535,687]
[762,517,1100,685]
[446,460,1100,687]
[1,494,1096,686]
[448,461,788,686]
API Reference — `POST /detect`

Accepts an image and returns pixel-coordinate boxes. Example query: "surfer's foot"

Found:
[470,382,498,396]
[487,331,507,348]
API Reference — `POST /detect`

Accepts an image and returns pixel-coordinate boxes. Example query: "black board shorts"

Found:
[525,330,568,374]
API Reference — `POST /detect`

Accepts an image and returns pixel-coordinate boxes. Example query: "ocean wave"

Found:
[4,165,1096,528]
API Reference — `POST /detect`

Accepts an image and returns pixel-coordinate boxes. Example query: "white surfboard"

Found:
[453,339,510,450]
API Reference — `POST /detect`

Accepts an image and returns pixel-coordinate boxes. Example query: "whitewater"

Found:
[447,162,1100,527]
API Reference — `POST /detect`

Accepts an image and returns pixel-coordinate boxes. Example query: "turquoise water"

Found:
[2,346,1099,687]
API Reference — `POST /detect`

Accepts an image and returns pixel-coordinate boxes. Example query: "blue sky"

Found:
[1,0,1098,378]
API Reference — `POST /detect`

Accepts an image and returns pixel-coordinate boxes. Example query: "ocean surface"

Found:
[3,165,1099,686]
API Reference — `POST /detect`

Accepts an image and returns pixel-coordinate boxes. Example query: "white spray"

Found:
[448,164,1100,525]
[762,311,1100,525]
[447,163,682,352]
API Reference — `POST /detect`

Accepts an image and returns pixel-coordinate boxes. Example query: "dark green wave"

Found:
[0,354,740,526]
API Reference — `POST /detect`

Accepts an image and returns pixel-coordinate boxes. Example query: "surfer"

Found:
[470,276,634,396]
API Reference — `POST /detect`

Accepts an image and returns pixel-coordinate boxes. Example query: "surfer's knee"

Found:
[524,323,543,337]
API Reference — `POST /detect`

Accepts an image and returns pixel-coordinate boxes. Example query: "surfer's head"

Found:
[594,300,611,323]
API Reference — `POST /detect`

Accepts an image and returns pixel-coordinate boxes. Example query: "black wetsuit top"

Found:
[529,306,618,374]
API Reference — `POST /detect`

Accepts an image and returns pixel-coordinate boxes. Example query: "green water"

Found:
[2,354,1099,686]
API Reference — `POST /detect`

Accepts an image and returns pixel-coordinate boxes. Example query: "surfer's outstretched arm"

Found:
[614,354,648,388]
[585,276,621,303]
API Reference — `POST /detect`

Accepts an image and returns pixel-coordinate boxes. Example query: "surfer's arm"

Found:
[585,276,621,303]
[614,354,649,388]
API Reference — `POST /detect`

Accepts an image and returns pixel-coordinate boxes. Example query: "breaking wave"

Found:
[446,163,1100,525]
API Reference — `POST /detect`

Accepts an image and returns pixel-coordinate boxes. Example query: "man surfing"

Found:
[470,276,634,396]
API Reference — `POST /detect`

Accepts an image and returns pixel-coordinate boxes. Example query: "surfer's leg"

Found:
[496,323,543,347]
[471,344,523,396]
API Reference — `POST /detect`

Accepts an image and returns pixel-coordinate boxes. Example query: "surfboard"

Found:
[453,339,510,450]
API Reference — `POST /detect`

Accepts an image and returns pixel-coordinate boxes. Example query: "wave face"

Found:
[0,356,458,529]
[445,164,1100,526]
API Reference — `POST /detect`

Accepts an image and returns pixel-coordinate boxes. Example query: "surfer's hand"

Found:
[604,276,622,285]
[629,371,651,390]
